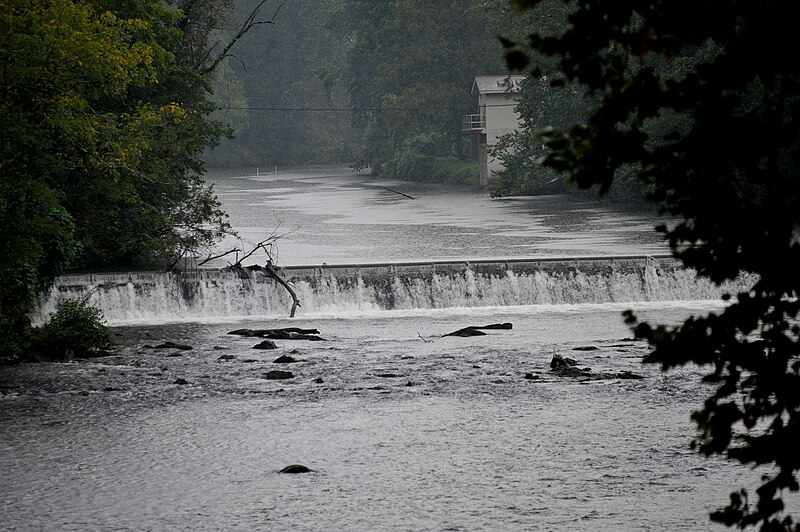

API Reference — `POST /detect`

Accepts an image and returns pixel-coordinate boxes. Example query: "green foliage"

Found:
[338,0,513,172]
[387,151,479,186]
[1,0,234,357]
[205,0,534,180]
[206,0,358,167]
[31,297,112,361]
[508,0,800,528]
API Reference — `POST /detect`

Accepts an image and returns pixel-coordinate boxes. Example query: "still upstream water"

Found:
[2,168,796,530]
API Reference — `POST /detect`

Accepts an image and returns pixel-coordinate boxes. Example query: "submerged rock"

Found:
[173,378,189,385]
[280,464,313,474]
[217,354,235,361]
[265,331,325,341]
[552,366,593,378]
[229,327,321,338]
[273,355,297,363]
[476,323,513,330]
[549,354,646,381]
[443,327,486,337]
[145,341,193,351]
[264,370,293,380]
[443,323,513,337]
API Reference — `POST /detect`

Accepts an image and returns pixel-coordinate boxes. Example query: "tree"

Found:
[0,0,242,358]
[338,0,511,173]
[206,0,359,168]
[503,1,800,528]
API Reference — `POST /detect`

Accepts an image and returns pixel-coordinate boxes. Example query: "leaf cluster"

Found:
[31,296,113,361]
[506,0,800,528]
[1,0,234,357]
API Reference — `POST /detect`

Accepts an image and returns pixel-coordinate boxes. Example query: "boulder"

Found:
[280,464,313,474]
[253,340,278,350]
[550,354,578,369]
[173,378,189,385]
[273,355,297,363]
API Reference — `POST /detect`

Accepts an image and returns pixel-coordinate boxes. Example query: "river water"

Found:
[2,168,796,530]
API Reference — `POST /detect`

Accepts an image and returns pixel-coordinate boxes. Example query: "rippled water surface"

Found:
[206,167,668,265]
[3,170,797,530]
[0,304,765,531]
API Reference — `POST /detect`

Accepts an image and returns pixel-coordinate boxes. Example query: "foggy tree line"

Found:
[206,0,541,184]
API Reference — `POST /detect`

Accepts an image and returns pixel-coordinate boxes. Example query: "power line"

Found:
[218,103,518,112]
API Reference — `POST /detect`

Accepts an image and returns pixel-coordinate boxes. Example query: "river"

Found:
[1,168,796,530]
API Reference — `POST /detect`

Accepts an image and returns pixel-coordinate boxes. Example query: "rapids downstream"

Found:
[2,169,797,531]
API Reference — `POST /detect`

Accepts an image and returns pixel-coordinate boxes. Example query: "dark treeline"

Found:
[503,1,800,529]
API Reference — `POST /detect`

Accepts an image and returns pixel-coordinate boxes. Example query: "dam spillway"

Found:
[34,255,754,324]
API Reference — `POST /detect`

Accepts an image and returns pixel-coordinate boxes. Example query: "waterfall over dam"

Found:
[35,255,754,324]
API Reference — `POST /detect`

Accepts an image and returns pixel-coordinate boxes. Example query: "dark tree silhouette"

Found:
[504,1,800,529]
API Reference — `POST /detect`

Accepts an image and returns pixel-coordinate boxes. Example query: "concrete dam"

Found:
[34,255,753,324]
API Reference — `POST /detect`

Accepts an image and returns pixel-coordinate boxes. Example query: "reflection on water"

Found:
[207,168,668,266]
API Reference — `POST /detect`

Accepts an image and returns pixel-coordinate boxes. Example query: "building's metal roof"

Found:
[471,75,526,95]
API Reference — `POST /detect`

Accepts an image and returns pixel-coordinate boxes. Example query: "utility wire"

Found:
[218,103,518,112]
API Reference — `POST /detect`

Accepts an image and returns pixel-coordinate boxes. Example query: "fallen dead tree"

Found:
[213,232,300,318]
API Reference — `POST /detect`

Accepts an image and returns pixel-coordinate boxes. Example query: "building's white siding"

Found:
[466,76,524,187]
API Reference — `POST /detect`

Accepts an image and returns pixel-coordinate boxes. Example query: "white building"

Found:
[463,75,525,186]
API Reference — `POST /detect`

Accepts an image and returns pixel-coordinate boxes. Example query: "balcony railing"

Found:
[462,113,485,132]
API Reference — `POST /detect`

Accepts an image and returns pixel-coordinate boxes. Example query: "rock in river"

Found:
[264,370,293,380]
[253,340,278,350]
[280,464,313,474]
[550,354,578,369]
[145,341,193,351]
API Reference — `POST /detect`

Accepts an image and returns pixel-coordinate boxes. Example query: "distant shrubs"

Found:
[387,151,479,185]
[30,296,112,361]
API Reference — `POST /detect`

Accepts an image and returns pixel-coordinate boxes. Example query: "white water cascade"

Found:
[34,256,756,324]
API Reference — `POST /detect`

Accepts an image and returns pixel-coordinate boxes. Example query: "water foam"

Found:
[34,258,756,325]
